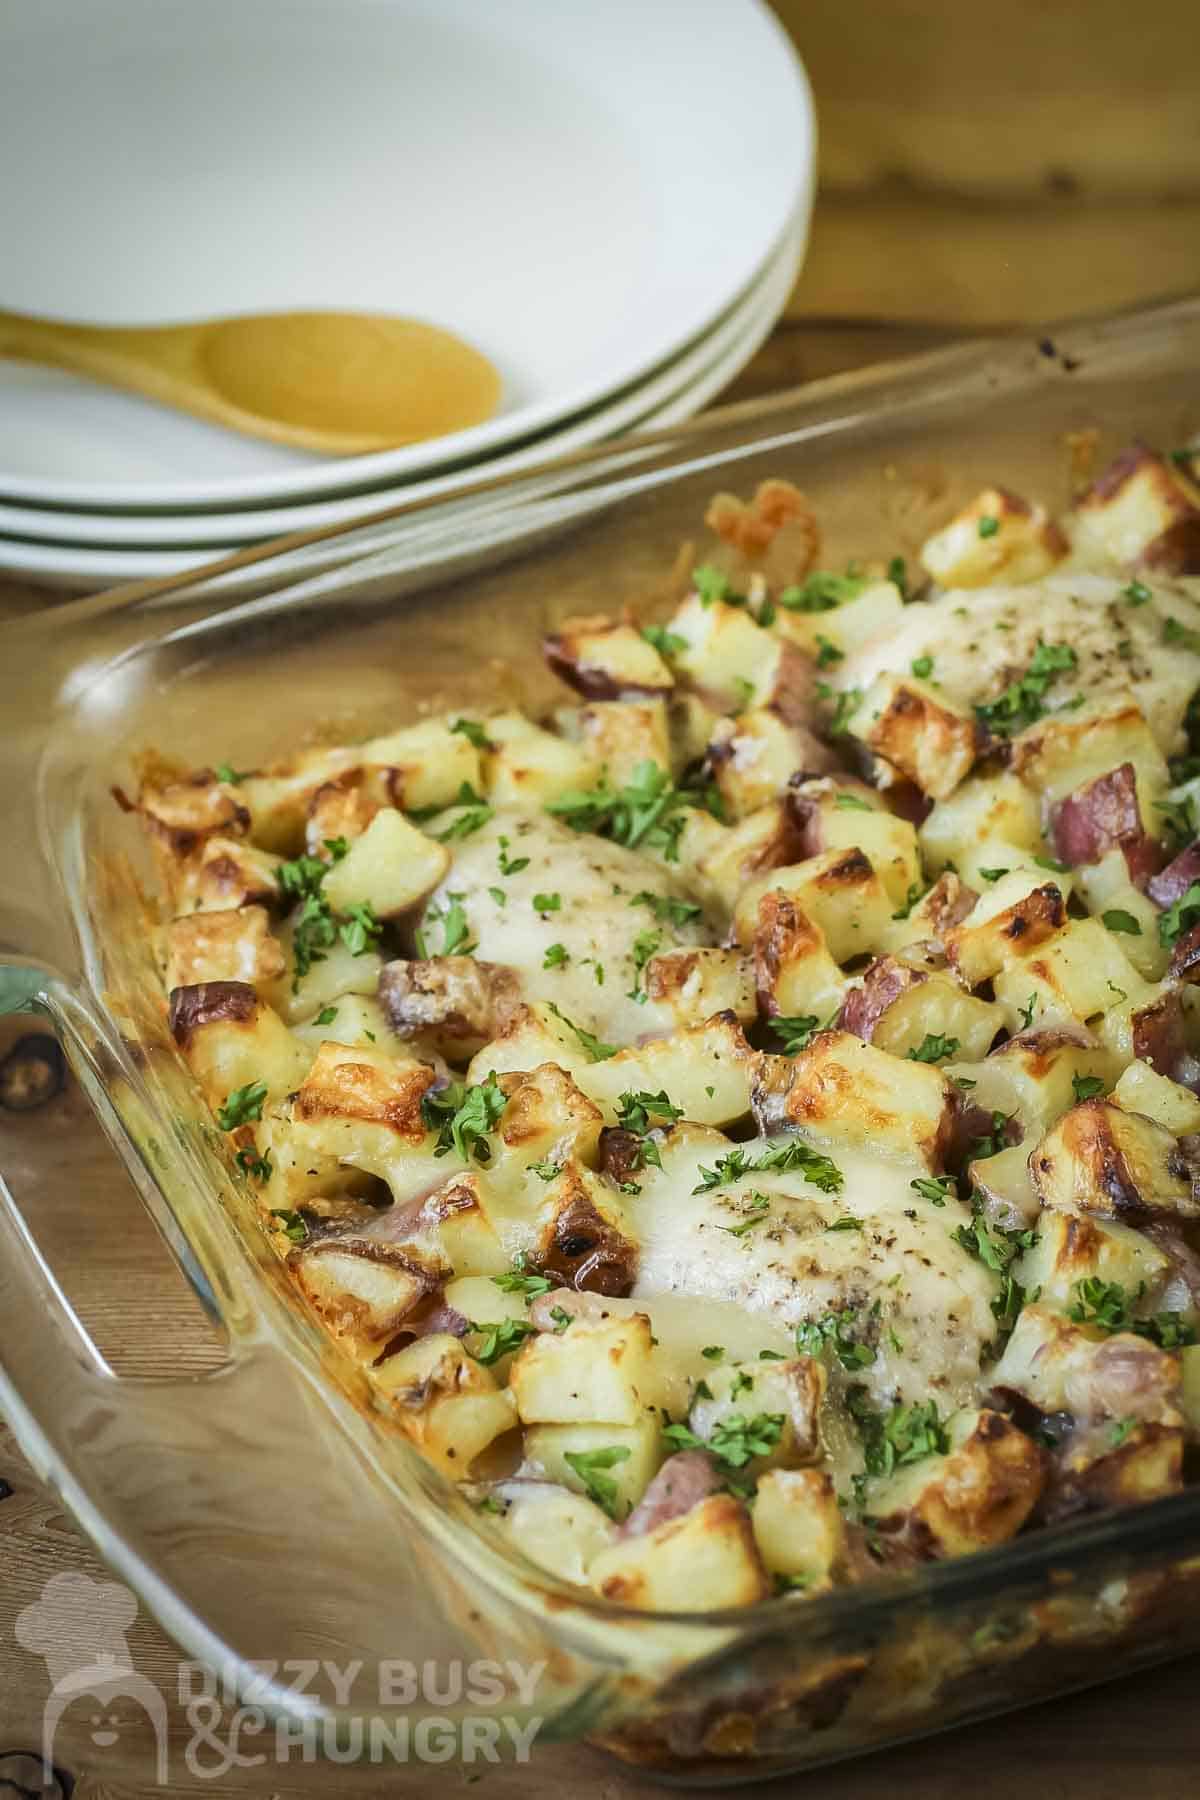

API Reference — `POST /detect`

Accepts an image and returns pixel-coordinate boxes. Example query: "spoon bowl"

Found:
[0,307,502,456]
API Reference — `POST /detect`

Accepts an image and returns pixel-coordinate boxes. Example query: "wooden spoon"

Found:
[0,307,502,455]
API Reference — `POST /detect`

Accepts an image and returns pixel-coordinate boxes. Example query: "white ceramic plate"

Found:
[0,0,812,512]
[0,217,800,592]
[0,213,804,551]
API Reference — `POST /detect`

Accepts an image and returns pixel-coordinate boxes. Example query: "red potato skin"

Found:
[1148,842,1200,908]
[1052,763,1161,888]
[836,957,923,1043]
[619,1451,724,1539]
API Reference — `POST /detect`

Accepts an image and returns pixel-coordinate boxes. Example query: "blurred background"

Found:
[739,0,1200,391]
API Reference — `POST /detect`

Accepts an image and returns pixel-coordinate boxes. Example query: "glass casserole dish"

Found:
[4,295,1200,1784]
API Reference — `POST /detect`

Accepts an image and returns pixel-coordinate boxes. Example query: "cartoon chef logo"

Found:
[15,1571,169,1784]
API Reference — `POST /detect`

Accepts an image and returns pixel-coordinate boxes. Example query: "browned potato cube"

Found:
[543,614,675,698]
[588,1492,770,1610]
[1028,1098,1200,1223]
[752,1030,959,1169]
[919,486,1066,588]
[166,904,286,990]
[868,1409,1046,1557]
[1071,445,1200,574]
[847,672,978,800]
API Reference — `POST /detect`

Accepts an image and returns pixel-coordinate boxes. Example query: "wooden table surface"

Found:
[3,319,1200,1797]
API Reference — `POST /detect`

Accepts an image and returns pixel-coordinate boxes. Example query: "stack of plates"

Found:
[0,0,814,592]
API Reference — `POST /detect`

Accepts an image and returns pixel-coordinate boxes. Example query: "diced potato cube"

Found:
[1051,1422,1184,1513]
[577,699,672,787]
[182,835,283,914]
[1112,1060,1200,1135]
[752,892,848,1022]
[992,1306,1183,1429]
[868,1409,1046,1556]
[291,1234,450,1355]
[484,712,599,807]
[509,1312,657,1425]
[589,1492,769,1610]
[1015,1207,1170,1310]
[771,579,904,660]
[792,780,922,907]
[293,993,405,1056]
[920,487,1066,588]
[695,801,805,914]
[321,808,450,919]
[1029,1098,1200,1222]
[467,1002,589,1086]
[543,614,675,698]
[665,593,805,716]
[733,849,894,961]
[920,772,1043,872]
[270,925,382,1026]
[945,873,1070,988]
[706,710,818,820]
[947,1026,1117,1135]
[751,1468,846,1589]
[168,982,311,1109]
[361,718,482,813]
[991,919,1152,1032]
[1009,700,1169,819]
[1075,854,1166,981]
[969,1142,1040,1231]
[688,1356,826,1470]
[495,1488,617,1585]
[641,947,756,1030]
[1071,445,1200,574]
[847,672,977,800]
[752,1030,958,1169]
[524,1415,664,1522]
[166,904,286,990]
[578,1014,756,1129]
[838,956,1002,1061]
[372,1334,518,1477]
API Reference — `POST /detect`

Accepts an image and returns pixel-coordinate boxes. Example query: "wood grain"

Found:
[3,318,1200,1796]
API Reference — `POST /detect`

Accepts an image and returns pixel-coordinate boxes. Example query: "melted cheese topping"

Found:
[839,573,1200,753]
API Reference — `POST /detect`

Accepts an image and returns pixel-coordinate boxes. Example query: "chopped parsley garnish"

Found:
[214,761,249,785]
[1071,1074,1106,1103]
[978,867,1009,883]
[1164,616,1200,655]
[450,717,490,749]
[888,555,909,598]
[1018,993,1038,1030]
[911,1175,954,1207]
[826,1216,864,1232]
[270,1208,307,1244]
[496,835,530,877]
[487,885,507,907]
[631,889,703,927]
[1068,1276,1134,1332]
[693,1139,843,1196]
[529,1157,563,1181]
[1159,879,1200,948]
[314,1005,338,1026]
[548,1305,573,1333]
[278,852,331,901]
[1110,1416,1136,1448]
[891,880,929,921]
[422,1072,507,1163]
[542,942,569,969]
[435,780,493,840]
[908,1032,959,1064]
[817,685,863,736]
[1155,795,1195,849]
[795,1308,876,1370]
[613,1089,682,1174]
[974,640,1077,737]
[952,1208,1036,1276]
[545,1001,616,1061]
[970,1109,1015,1159]
[847,1389,950,1482]
[721,1191,772,1237]
[236,1146,272,1183]
[417,891,476,958]
[339,901,382,956]
[701,1345,725,1361]
[626,927,662,1002]
[468,1318,535,1366]
[532,891,561,914]
[769,1014,832,1055]
[777,571,867,613]
[694,564,733,606]
[977,515,1000,538]
[1123,580,1151,606]
[911,655,934,678]
[815,635,844,669]
[1032,854,1070,873]
[492,1255,553,1302]
[662,1412,786,1469]
[547,759,696,862]
[1101,908,1141,936]
[563,1445,631,1517]
[641,623,687,657]
[834,791,873,812]
[217,1080,268,1130]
